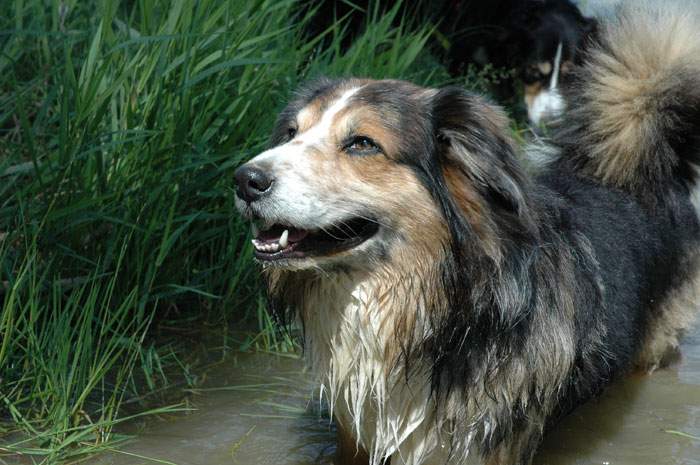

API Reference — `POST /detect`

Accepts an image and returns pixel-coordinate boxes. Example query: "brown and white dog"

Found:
[235,3,700,464]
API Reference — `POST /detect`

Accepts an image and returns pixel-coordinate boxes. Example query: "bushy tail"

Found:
[557,1,700,196]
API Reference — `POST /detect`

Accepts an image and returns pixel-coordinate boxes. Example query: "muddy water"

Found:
[93,353,337,465]
[95,326,700,465]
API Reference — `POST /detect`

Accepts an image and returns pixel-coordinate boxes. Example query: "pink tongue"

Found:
[257,227,308,244]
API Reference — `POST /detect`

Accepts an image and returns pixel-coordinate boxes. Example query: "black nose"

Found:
[234,165,274,202]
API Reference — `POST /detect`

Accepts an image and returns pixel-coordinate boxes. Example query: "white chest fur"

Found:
[299,276,480,465]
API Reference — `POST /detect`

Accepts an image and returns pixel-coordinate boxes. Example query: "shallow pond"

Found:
[93,326,700,465]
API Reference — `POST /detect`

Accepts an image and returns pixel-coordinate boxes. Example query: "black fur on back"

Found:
[419,83,700,460]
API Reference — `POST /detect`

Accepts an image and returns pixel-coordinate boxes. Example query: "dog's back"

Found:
[496,21,700,446]
[540,0,700,409]
[535,171,699,421]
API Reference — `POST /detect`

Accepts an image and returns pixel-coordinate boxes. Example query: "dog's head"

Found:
[519,0,596,125]
[235,78,536,272]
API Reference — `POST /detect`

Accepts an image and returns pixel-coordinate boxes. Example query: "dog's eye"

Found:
[344,136,380,155]
[287,127,297,140]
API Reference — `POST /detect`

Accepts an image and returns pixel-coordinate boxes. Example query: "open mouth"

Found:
[251,217,379,262]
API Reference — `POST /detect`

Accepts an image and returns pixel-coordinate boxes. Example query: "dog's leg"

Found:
[335,421,372,465]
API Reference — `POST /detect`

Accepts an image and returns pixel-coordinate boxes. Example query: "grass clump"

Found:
[0,0,445,462]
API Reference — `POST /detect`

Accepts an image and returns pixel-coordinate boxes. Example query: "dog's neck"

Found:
[266,257,441,371]
[265,257,448,463]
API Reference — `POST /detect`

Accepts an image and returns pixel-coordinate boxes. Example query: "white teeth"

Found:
[251,239,280,254]
[250,226,292,255]
[279,229,289,248]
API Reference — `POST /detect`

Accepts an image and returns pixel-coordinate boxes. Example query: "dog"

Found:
[234,2,700,464]
[516,0,596,125]
[446,0,596,126]
[304,0,595,126]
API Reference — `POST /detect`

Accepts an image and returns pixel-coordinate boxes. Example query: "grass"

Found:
[0,0,466,462]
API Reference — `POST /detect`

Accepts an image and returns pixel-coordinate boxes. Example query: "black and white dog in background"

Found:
[306,0,599,126]
[446,0,598,126]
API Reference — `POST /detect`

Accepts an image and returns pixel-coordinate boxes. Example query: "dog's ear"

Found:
[429,87,535,236]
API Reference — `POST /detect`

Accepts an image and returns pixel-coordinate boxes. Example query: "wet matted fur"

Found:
[234,2,700,464]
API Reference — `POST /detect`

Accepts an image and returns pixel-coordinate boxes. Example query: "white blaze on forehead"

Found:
[252,86,361,165]
[297,86,362,146]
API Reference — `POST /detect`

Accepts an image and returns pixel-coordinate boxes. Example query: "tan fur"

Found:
[442,164,500,259]
[537,61,552,76]
[575,2,700,188]
[524,83,543,113]
[297,104,322,133]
